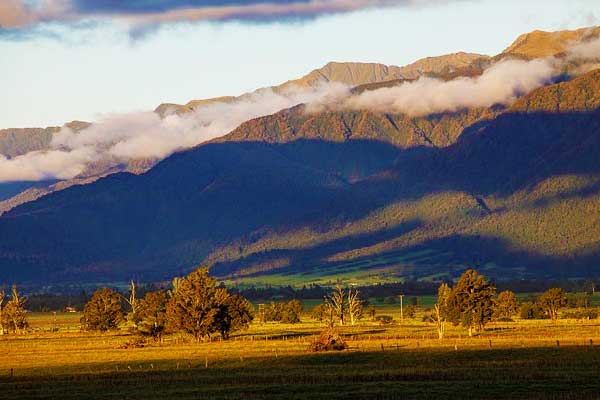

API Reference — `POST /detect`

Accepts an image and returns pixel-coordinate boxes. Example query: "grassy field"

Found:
[1,309,600,399]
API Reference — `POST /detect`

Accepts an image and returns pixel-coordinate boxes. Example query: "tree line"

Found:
[80,267,254,341]
[430,269,587,339]
[19,276,599,312]
[1,267,595,339]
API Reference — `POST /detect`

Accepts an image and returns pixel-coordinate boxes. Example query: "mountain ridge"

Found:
[1,68,599,284]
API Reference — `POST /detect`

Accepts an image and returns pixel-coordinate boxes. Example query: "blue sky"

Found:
[1,0,598,128]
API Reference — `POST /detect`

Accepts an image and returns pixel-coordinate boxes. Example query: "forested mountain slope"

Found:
[0,70,599,284]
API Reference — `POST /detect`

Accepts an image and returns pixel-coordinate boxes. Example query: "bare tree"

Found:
[347,288,363,326]
[326,286,346,326]
[124,280,140,328]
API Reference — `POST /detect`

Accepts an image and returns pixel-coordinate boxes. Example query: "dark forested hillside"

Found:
[0,70,599,284]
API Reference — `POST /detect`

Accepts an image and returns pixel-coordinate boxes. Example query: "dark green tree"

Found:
[447,269,496,336]
[81,288,124,331]
[281,299,302,324]
[165,266,230,341]
[215,294,254,339]
[366,305,377,321]
[567,292,591,308]
[312,303,332,323]
[264,302,285,322]
[135,290,168,339]
[494,290,519,320]
[538,288,567,320]
[404,305,417,319]
[519,301,546,319]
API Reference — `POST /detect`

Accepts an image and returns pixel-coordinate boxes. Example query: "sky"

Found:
[1,0,598,128]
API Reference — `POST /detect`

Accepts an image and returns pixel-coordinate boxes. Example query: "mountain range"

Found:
[0,27,599,286]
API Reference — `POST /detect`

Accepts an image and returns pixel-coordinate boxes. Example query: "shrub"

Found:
[308,327,348,352]
[519,301,546,320]
[404,305,417,319]
[561,309,598,320]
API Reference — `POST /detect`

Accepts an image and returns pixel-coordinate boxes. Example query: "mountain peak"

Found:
[502,26,600,58]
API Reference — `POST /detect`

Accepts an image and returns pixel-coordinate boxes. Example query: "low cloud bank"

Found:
[2,35,600,183]
[0,147,97,182]
[567,36,600,61]
[0,84,349,182]
[338,58,555,116]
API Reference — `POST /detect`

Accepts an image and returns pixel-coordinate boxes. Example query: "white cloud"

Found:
[0,147,97,181]
[340,58,556,116]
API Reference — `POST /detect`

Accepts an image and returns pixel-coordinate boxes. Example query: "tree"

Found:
[312,303,333,324]
[494,290,519,320]
[404,305,417,319]
[2,285,28,334]
[366,305,377,321]
[519,301,545,319]
[538,288,567,320]
[165,267,230,341]
[347,288,363,326]
[81,288,124,331]
[325,286,346,326]
[263,300,302,324]
[215,294,254,339]
[264,302,285,322]
[567,292,590,308]
[135,290,168,339]
[447,269,496,336]
[281,300,302,324]
[433,283,451,339]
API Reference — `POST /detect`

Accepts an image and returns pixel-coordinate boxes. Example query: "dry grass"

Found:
[1,312,600,399]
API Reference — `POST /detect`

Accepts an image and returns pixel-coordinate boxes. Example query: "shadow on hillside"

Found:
[220,232,600,282]
[1,109,600,283]
[211,219,422,277]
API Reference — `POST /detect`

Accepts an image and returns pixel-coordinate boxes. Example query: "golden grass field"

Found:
[1,306,600,399]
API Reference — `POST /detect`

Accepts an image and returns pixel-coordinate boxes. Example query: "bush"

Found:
[308,327,348,352]
[561,309,598,320]
[404,305,417,319]
[519,301,546,320]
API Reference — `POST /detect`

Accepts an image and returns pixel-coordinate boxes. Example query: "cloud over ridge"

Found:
[2,36,600,183]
